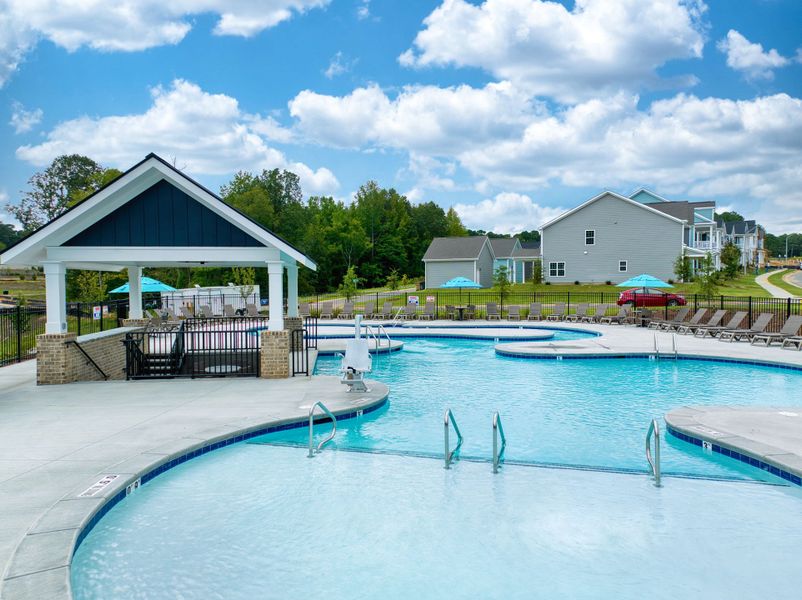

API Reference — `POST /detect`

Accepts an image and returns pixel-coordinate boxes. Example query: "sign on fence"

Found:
[92,306,101,320]
[426,295,436,303]
[408,295,419,305]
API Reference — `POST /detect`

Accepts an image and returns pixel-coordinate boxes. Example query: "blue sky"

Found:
[1,0,801,233]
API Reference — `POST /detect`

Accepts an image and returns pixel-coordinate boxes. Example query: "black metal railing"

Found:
[290,328,308,377]
[304,316,318,350]
[123,322,259,379]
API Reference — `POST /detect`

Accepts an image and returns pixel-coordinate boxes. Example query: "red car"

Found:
[617,288,687,307]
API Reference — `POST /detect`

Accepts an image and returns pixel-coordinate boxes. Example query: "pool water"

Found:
[72,445,802,600]
[259,336,802,482]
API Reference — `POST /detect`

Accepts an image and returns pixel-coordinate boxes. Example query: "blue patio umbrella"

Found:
[616,274,673,289]
[110,277,177,294]
[440,276,482,303]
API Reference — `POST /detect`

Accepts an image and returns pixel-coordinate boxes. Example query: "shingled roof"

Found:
[488,238,519,258]
[422,236,490,260]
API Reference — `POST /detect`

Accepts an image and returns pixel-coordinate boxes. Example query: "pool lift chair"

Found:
[339,317,373,392]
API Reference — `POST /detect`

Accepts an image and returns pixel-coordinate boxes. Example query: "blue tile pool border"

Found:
[72,395,389,555]
[666,426,802,488]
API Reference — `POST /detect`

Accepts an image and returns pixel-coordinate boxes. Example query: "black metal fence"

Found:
[1,299,129,367]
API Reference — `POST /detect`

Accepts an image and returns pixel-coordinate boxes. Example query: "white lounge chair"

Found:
[340,338,373,392]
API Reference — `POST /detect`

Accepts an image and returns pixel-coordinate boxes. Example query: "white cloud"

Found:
[0,0,330,86]
[400,0,706,102]
[356,0,371,20]
[454,192,564,233]
[16,79,339,195]
[323,51,355,79]
[289,81,539,153]
[717,30,789,80]
[9,101,42,134]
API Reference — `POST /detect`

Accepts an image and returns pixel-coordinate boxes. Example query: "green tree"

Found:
[231,266,256,300]
[673,252,692,282]
[720,242,742,279]
[444,207,467,236]
[531,259,543,285]
[715,210,745,223]
[0,223,21,248]
[694,253,719,300]
[386,268,400,291]
[337,265,360,301]
[72,271,109,303]
[494,265,511,304]
[8,155,108,231]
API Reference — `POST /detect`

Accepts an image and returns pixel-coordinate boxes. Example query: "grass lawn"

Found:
[767,270,802,297]
[0,276,46,301]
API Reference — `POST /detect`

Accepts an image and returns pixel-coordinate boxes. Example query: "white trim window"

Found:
[585,230,595,245]
[619,260,628,272]
[549,261,566,277]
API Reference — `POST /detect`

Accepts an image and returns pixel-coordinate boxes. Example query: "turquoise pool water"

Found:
[72,446,802,599]
[261,336,802,482]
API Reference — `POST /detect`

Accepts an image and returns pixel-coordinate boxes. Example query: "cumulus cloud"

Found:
[323,51,355,79]
[400,0,706,102]
[9,101,43,133]
[289,81,539,153]
[454,192,565,233]
[717,30,790,80]
[356,0,371,20]
[16,79,339,195]
[0,0,329,86]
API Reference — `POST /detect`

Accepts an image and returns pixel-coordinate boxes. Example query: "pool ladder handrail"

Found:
[444,408,463,469]
[364,323,393,363]
[645,418,661,487]
[653,333,659,360]
[308,401,337,457]
[492,412,507,474]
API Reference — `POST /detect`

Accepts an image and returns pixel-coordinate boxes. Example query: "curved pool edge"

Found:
[665,406,802,488]
[1,380,389,600]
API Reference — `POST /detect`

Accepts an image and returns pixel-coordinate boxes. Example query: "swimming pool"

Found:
[71,332,802,599]
[262,336,802,481]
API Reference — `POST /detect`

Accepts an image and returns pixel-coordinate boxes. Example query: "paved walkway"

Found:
[755,270,796,298]
[0,362,388,600]
[782,269,802,296]
[666,406,802,484]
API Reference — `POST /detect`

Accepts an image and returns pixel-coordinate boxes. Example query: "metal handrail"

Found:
[444,408,463,469]
[653,333,659,359]
[646,418,661,487]
[364,323,393,358]
[492,412,507,474]
[308,401,337,457]
[67,340,108,380]
[672,333,678,359]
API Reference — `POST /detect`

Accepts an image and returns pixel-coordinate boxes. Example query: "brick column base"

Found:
[260,330,290,379]
[36,333,77,385]
[283,317,303,332]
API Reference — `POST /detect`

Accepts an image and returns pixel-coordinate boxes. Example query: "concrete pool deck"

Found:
[0,362,388,600]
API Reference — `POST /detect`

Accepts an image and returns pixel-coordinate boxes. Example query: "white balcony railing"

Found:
[692,240,719,250]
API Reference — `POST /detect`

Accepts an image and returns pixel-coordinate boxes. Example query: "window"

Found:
[585,230,595,245]
[619,260,628,272]
[549,261,566,277]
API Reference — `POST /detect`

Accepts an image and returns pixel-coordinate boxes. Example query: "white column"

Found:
[267,261,284,331]
[286,263,298,318]
[43,261,67,334]
[128,266,143,319]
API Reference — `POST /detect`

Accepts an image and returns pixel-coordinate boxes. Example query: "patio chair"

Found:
[299,302,310,318]
[398,304,417,320]
[677,309,725,335]
[339,338,372,392]
[319,302,334,319]
[695,311,747,339]
[526,303,543,321]
[180,306,194,319]
[338,301,354,320]
[223,304,237,318]
[752,315,802,347]
[564,303,588,323]
[246,303,260,317]
[199,305,214,318]
[464,304,476,320]
[419,301,436,320]
[599,306,631,325]
[659,307,697,331]
[163,306,179,320]
[380,301,395,319]
[781,335,802,350]
[718,313,774,342]
[363,302,375,319]
[486,302,501,320]
[546,303,566,321]
[507,305,521,321]
[445,304,456,320]
[648,306,690,330]
[584,304,610,323]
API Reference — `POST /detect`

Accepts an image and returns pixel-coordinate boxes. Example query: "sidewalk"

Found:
[755,270,797,298]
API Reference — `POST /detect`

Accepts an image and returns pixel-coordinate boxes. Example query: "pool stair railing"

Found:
[308,401,337,457]
[362,323,393,363]
[653,333,679,361]
[492,412,507,474]
[444,408,463,469]
[645,418,662,487]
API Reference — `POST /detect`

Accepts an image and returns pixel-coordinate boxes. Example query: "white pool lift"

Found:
[340,315,372,392]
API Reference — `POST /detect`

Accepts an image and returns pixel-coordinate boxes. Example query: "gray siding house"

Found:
[423,236,495,288]
[540,192,684,283]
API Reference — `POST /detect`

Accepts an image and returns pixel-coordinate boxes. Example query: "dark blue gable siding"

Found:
[63,179,263,247]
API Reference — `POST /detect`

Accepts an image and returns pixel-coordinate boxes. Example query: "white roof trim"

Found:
[540,190,686,230]
[627,187,672,203]
[0,155,317,270]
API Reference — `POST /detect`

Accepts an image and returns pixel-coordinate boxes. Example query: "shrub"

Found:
[667,279,674,285]
[574,280,580,285]
[605,280,612,286]
[545,281,551,286]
